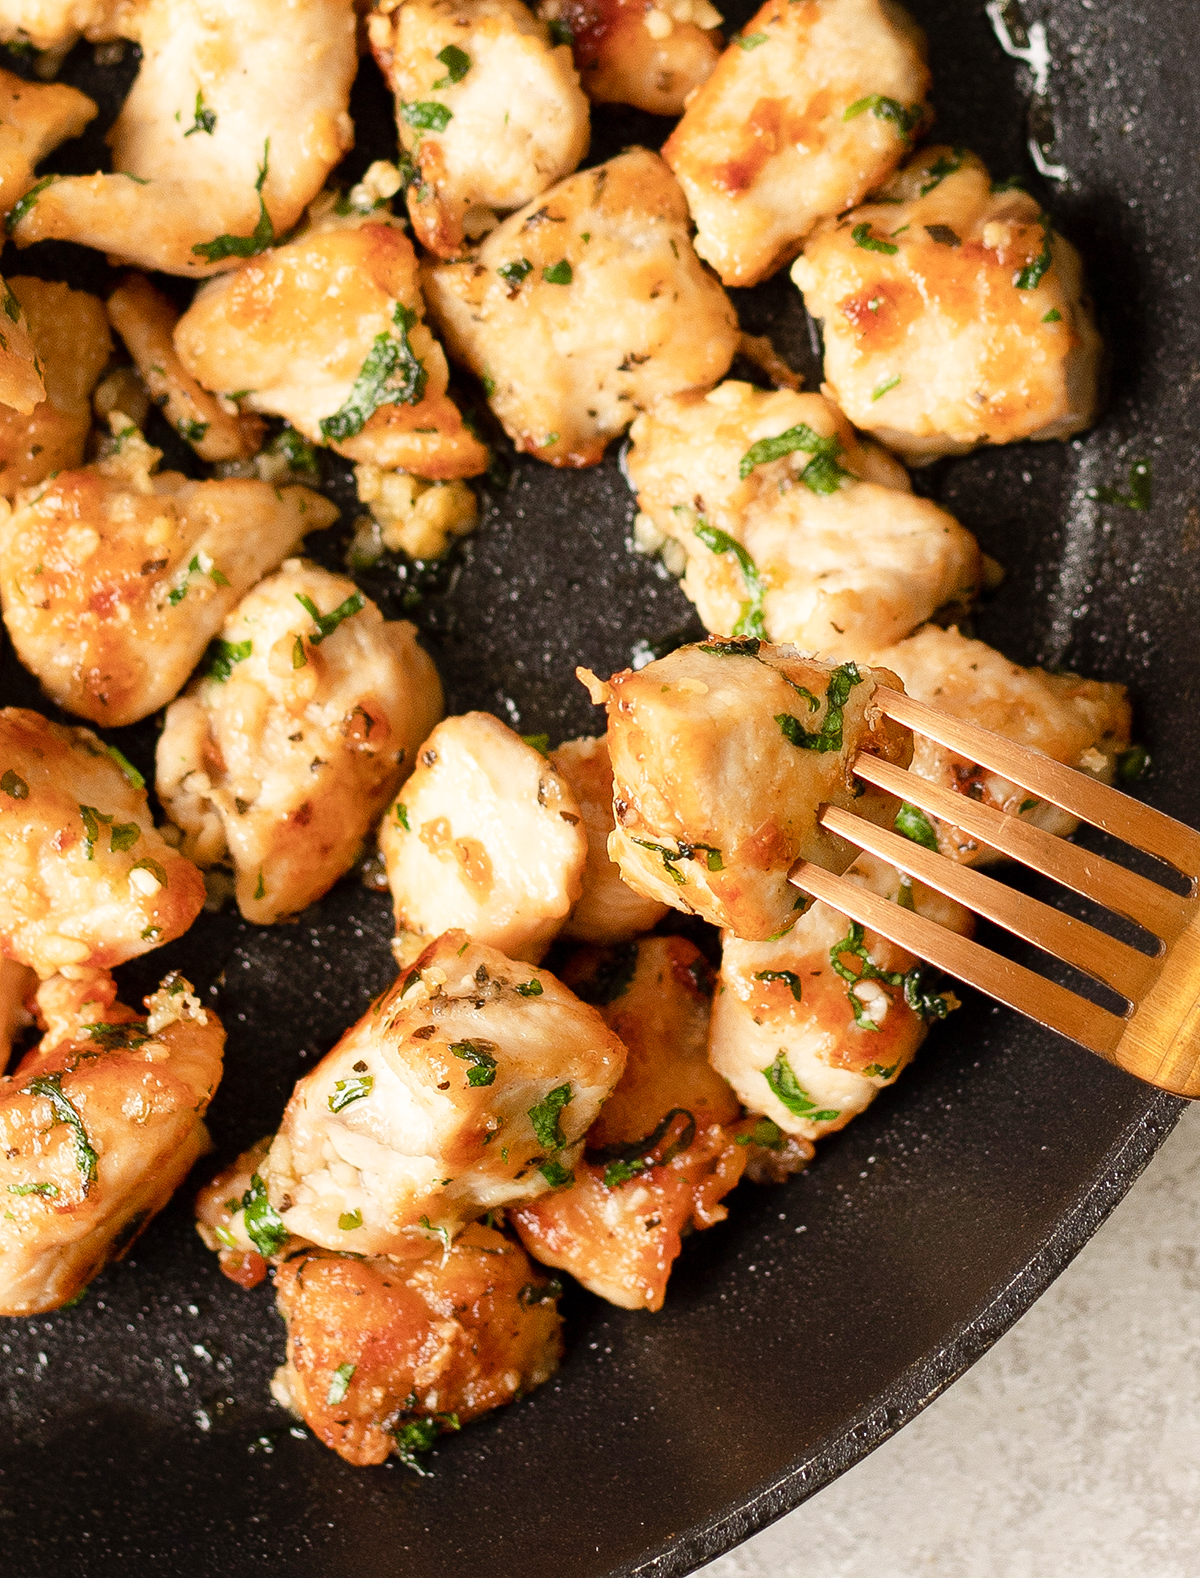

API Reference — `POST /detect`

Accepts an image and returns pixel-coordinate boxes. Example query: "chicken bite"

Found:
[264,931,627,1251]
[625,382,981,657]
[586,636,911,940]
[791,148,1102,462]
[368,0,589,260]
[550,735,668,944]
[0,272,44,415]
[423,147,739,467]
[7,0,357,276]
[0,422,335,726]
[0,65,96,217]
[540,0,723,116]
[173,214,487,479]
[662,0,930,287]
[193,1133,276,1290]
[270,1226,562,1467]
[0,967,224,1315]
[870,624,1132,864]
[708,851,968,1141]
[0,954,35,1071]
[0,707,205,977]
[156,561,442,925]
[380,713,587,964]
[106,274,263,464]
[0,0,116,52]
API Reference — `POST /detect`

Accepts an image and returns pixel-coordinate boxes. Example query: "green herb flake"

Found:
[105,745,144,790]
[82,1020,149,1050]
[1013,213,1053,290]
[842,94,923,144]
[320,303,428,441]
[192,141,278,262]
[692,520,767,637]
[1089,459,1152,511]
[254,870,266,901]
[1018,797,1040,814]
[630,836,686,885]
[518,1278,562,1307]
[394,1414,458,1474]
[521,732,550,756]
[734,29,769,47]
[419,1214,451,1250]
[863,1060,900,1081]
[872,373,901,401]
[109,821,141,853]
[754,969,803,1002]
[919,151,962,194]
[8,1180,59,1198]
[1042,307,1063,323]
[700,636,761,657]
[338,1209,363,1231]
[329,1074,374,1113]
[240,1172,288,1256]
[79,804,111,860]
[1116,744,1150,783]
[292,633,307,669]
[762,1052,840,1122]
[736,1116,786,1151]
[1,769,29,799]
[515,979,543,998]
[326,1361,356,1404]
[433,43,470,85]
[603,1157,648,1188]
[178,418,209,445]
[6,174,58,234]
[895,801,939,850]
[851,221,899,256]
[542,259,573,285]
[400,100,452,133]
[538,1157,574,1188]
[205,638,252,681]
[737,422,850,493]
[528,1083,572,1150]
[924,223,960,247]
[498,257,532,287]
[1,280,19,323]
[450,1039,498,1087]
[183,89,217,137]
[24,1074,98,1191]
[394,802,411,831]
[774,661,863,754]
[130,856,168,890]
[294,589,366,644]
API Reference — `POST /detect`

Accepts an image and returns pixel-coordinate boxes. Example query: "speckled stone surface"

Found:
[701,1102,1200,1578]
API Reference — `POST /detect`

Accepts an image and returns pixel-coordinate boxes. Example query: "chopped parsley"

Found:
[8,1181,58,1198]
[548,17,573,44]
[762,1052,840,1122]
[515,979,543,998]
[205,638,252,681]
[895,801,939,850]
[400,100,452,133]
[1117,744,1150,783]
[692,520,766,638]
[1088,459,1151,511]
[106,746,144,790]
[631,836,686,885]
[754,968,803,1002]
[5,174,58,234]
[1042,308,1063,323]
[131,857,168,888]
[830,920,954,1029]
[774,662,863,753]
[394,802,411,831]
[737,423,849,493]
[518,1279,562,1307]
[183,90,216,137]
[420,1214,451,1250]
[328,1074,374,1113]
[736,1117,785,1150]
[109,821,141,853]
[394,1414,458,1474]
[521,732,550,755]
[320,303,428,440]
[1,769,29,799]
[538,1157,574,1188]
[595,1108,695,1188]
[1,281,19,322]
[919,151,962,194]
[872,373,901,401]
[450,1039,498,1087]
[178,418,209,445]
[294,590,365,644]
[82,1020,149,1050]
[433,44,470,85]
[851,222,899,256]
[529,1083,572,1150]
[734,30,769,47]
[240,1173,288,1256]
[79,804,110,860]
[24,1074,98,1191]
[192,142,277,262]
[254,871,266,901]
[498,257,532,287]
[699,636,761,658]
[338,1209,363,1231]
[843,94,923,144]
[542,260,573,285]
[863,1060,900,1081]
[326,1362,356,1404]
[1013,213,1053,290]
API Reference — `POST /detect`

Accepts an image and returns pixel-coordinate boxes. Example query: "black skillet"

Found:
[0,0,1195,1571]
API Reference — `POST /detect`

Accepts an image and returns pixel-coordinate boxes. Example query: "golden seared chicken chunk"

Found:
[174,215,487,479]
[662,0,930,287]
[193,1134,275,1289]
[0,967,224,1315]
[550,735,668,944]
[368,0,590,260]
[0,279,111,497]
[156,561,442,926]
[0,708,204,977]
[0,65,96,216]
[792,149,1102,463]
[626,382,981,658]
[0,0,115,51]
[265,931,626,1251]
[270,1227,562,1467]
[0,423,334,727]
[380,713,587,964]
[586,638,911,940]
[870,624,1131,865]
[0,955,35,1070]
[514,935,744,1310]
[423,147,739,467]
[8,0,357,276]
[709,852,968,1141]
[540,0,723,116]
[106,274,263,464]
[0,272,43,415]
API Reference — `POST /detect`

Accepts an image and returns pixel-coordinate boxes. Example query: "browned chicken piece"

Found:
[709,852,970,1141]
[156,561,443,925]
[0,967,224,1315]
[0,273,44,415]
[0,278,111,495]
[0,707,205,977]
[106,274,264,464]
[423,147,739,467]
[869,624,1132,864]
[270,1225,562,1467]
[0,954,35,1072]
[662,0,930,286]
[513,934,746,1310]
[174,215,487,479]
[265,931,626,1252]
[538,0,723,116]
[193,1134,275,1290]
[584,637,910,940]
[369,0,590,259]
[0,64,96,217]
[792,148,1102,462]
[550,735,668,944]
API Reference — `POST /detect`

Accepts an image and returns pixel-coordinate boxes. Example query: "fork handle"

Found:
[1118,912,1200,1099]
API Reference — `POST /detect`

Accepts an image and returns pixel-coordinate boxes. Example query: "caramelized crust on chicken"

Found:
[792,148,1102,462]
[369,0,589,259]
[662,0,930,286]
[0,707,205,977]
[423,147,739,467]
[551,735,668,944]
[156,561,443,925]
[869,624,1132,863]
[380,713,587,964]
[271,1225,562,1466]
[0,277,111,494]
[539,0,723,116]
[266,931,626,1251]
[625,382,981,657]
[0,425,334,726]
[0,65,97,217]
[174,216,487,478]
[0,272,44,415]
[589,637,910,939]
[8,0,357,276]
[0,968,223,1315]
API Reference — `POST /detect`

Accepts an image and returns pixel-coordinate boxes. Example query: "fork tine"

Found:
[788,862,1128,1059]
[852,753,1194,944]
[875,687,1200,880]
[820,805,1162,1003]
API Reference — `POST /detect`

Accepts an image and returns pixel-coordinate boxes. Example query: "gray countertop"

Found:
[701,1101,1200,1578]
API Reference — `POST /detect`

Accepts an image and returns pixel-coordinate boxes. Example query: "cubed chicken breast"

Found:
[870,624,1132,864]
[791,148,1102,462]
[173,214,487,479]
[0,967,223,1314]
[423,147,739,467]
[0,423,335,726]
[625,382,981,657]
[0,272,43,415]
[662,0,930,286]
[368,0,590,259]
[0,64,96,216]
[265,931,627,1251]
[585,636,911,939]
[0,707,205,977]
[539,0,723,116]
[156,561,443,925]
[380,713,587,964]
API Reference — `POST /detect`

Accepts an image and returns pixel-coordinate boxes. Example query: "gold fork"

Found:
[788,688,1200,1099]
